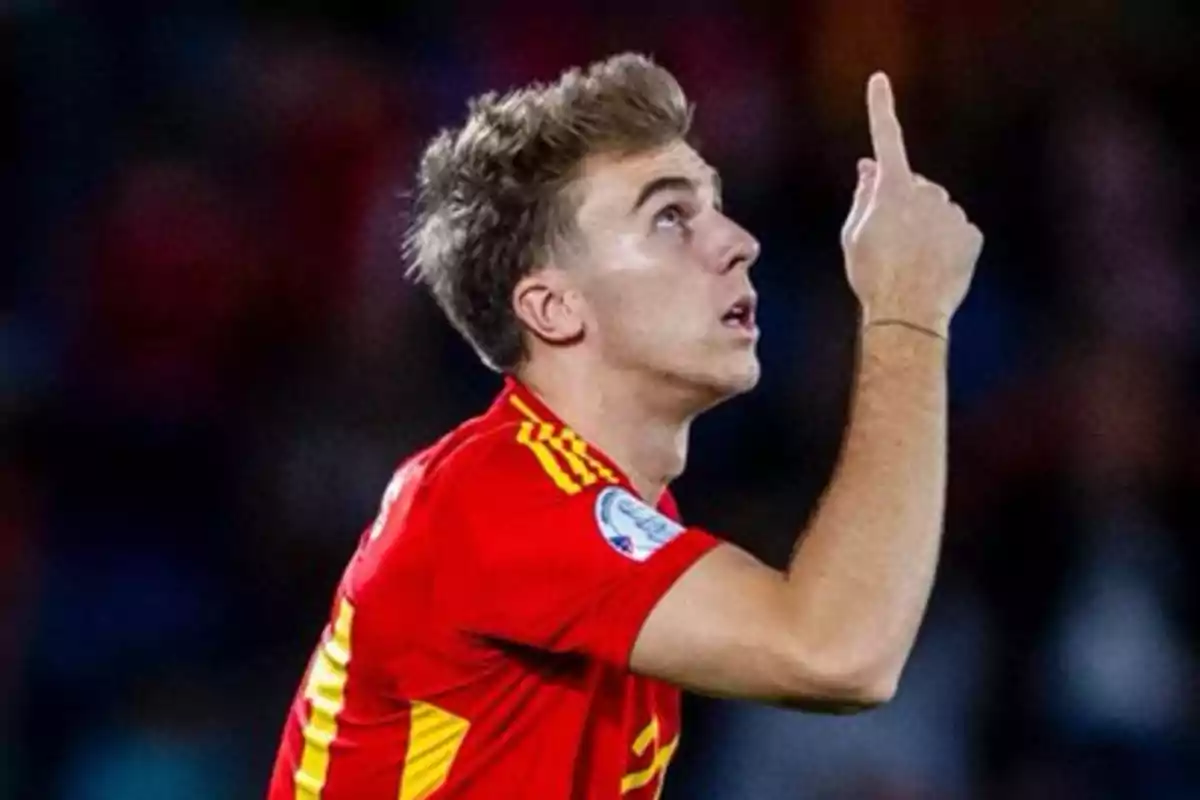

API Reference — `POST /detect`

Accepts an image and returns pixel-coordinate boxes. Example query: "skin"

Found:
[514,73,983,709]
[515,141,761,497]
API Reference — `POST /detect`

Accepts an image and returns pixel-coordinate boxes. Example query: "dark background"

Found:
[5,2,1200,798]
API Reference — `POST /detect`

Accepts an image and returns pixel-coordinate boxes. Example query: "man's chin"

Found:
[720,357,762,396]
[691,354,762,409]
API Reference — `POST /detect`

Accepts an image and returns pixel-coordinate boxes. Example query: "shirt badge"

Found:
[593,487,685,562]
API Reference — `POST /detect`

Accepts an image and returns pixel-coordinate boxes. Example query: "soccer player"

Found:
[268,53,982,799]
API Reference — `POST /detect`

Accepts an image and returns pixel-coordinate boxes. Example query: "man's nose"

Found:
[716,215,761,274]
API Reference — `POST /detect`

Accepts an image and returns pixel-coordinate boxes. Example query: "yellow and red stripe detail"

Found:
[509,395,618,494]
[400,701,471,800]
[294,598,356,799]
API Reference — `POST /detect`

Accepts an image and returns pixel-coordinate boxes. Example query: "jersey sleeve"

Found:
[438,431,721,668]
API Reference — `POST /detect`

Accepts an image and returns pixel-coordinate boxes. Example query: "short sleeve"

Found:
[440,442,720,667]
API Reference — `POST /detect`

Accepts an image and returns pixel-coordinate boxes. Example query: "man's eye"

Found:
[654,204,687,230]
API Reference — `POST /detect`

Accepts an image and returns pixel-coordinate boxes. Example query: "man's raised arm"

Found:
[629,73,984,710]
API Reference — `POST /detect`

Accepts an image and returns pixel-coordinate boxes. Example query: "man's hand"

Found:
[842,73,983,337]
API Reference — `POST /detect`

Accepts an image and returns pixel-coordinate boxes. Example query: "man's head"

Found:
[407,53,761,409]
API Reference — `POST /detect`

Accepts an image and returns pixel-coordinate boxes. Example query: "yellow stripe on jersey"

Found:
[517,421,582,494]
[559,428,619,484]
[507,394,545,424]
[509,395,619,492]
[400,701,471,800]
[537,422,598,489]
[295,598,355,799]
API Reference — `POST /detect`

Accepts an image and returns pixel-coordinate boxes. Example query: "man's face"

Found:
[566,141,762,405]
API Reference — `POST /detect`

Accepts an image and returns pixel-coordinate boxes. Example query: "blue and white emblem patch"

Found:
[593,486,685,562]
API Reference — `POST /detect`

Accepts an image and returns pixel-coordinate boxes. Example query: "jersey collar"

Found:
[497,376,630,488]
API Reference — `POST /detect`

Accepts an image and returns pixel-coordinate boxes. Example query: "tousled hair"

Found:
[404,52,693,371]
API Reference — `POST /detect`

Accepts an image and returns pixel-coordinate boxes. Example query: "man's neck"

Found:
[517,364,692,502]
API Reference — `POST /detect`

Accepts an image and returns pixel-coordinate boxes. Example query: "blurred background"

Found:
[5,1,1200,798]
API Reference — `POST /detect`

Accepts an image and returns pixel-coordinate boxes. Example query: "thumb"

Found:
[841,158,876,246]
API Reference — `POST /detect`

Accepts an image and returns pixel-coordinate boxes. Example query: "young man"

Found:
[268,53,983,799]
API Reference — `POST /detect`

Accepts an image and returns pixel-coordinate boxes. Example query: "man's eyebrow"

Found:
[632,175,697,213]
[631,172,724,213]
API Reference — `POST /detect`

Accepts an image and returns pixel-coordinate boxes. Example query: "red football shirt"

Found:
[267,378,721,799]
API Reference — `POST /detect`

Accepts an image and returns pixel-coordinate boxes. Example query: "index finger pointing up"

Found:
[867,72,912,184]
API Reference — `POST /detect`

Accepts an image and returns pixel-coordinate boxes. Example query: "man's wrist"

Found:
[860,307,950,340]
[863,318,948,342]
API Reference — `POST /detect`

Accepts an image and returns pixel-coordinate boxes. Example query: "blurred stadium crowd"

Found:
[4,2,1200,798]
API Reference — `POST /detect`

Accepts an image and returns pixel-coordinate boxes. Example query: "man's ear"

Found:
[513,266,585,345]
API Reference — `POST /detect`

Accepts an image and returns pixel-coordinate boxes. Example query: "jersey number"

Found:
[621,716,678,799]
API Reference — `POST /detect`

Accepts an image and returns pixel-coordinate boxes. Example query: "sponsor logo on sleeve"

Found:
[594,487,685,562]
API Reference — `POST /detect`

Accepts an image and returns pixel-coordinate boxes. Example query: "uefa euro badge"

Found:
[594,487,685,562]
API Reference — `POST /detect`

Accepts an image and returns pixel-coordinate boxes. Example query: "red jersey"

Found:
[267,378,721,799]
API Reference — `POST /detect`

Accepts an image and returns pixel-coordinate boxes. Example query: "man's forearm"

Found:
[785,322,948,691]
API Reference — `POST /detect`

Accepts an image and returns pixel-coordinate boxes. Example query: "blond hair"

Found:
[405,52,693,371]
